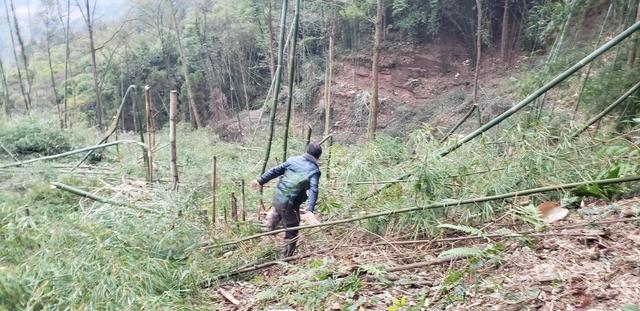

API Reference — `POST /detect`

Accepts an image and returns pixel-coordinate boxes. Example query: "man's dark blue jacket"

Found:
[257,154,321,212]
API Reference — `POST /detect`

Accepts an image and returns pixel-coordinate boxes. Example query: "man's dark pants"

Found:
[265,199,300,257]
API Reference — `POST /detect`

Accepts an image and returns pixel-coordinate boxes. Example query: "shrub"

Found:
[0,120,72,156]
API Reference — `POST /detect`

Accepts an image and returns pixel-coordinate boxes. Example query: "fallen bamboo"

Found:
[385,255,469,273]
[0,143,20,163]
[347,168,506,186]
[372,21,640,194]
[218,289,240,306]
[0,140,147,169]
[318,134,333,145]
[51,182,126,206]
[169,90,179,190]
[240,180,246,222]
[71,85,135,171]
[383,230,606,246]
[571,80,640,137]
[202,175,640,249]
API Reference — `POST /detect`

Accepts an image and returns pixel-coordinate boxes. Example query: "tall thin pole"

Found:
[211,156,217,225]
[261,0,289,174]
[144,86,154,182]
[63,0,70,127]
[169,90,179,190]
[282,0,301,161]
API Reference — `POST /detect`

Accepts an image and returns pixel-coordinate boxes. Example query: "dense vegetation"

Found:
[0,0,639,309]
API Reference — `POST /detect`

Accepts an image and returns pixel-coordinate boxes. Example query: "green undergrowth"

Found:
[1,109,639,308]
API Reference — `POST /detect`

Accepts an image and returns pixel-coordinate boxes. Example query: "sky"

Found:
[0,0,126,60]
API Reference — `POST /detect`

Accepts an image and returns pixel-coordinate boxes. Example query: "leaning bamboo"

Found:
[212,156,217,225]
[144,86,154,182]
[439,21,640,158]
[72,85,136,171]
[571,80,640,137]
[282,0,302,161]
[0,140,146,169]
[305,125,312,147]
[260,0,289,174]
[439,104,477,144]
[203,175,640,248]
[169,90,179,190]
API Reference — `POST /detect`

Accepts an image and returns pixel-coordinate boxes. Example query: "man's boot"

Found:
[283,239,297,257]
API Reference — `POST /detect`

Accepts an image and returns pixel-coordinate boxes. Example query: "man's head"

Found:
[306,143,322,159]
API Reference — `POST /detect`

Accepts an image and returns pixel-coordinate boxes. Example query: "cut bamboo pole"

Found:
[169,90,179,190]
[144,86,154,182]
[0,140,146,169]
[571,80,640,137]
[0,144,20,163]
[203,175,640,248]
[439,21,640,158]
[282,0,301,161]
[231,192,238,222]
[212,156,217,225]
[51,182,127,206]
[240,180,246,222]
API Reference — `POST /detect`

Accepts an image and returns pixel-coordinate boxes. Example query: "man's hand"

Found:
[250,180,262,192]
[301,212,320,225]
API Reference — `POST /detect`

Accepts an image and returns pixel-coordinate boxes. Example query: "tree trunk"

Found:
[260,0,289,174]
[282,0,301,161]
[500,0,509,61]
[62,0,71,127]
[45,21,63,128]
[171,4,203,129]
[3,0,29,111]
[368,0,383,141]
[9,0,33,111]
[324,31,334,136]
[0,58,8,117]
[80,0,104,129]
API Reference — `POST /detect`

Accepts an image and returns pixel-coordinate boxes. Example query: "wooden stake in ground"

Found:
[231,192,238,222]
[144,86,154,182]
[169,90,179,190]
[240,180,246,222]
[211,156,217,225]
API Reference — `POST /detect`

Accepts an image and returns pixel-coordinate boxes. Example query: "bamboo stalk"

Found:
[282,0,301,161]
[260,0,289,174]
[324,32,334,137]
[385,255,469,273]
[240,180,246,222]
[0,144,20,163]
[0,140,146,169]
[439,21,640,158]
[144,86,154,182]
[573,1,613,120]
[571,80,640,137]
[203,175,640,248]
[439,104,477,144]
[72,85,136,171]
[51,182,125,206]
[318,134,333,145]
[212,156,217,225]
[169,90,179,190]
[231,192,238,222]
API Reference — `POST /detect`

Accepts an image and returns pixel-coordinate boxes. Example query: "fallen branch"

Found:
[0,140,147,169]
[202,175,640,249]
[382,230,606,246]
